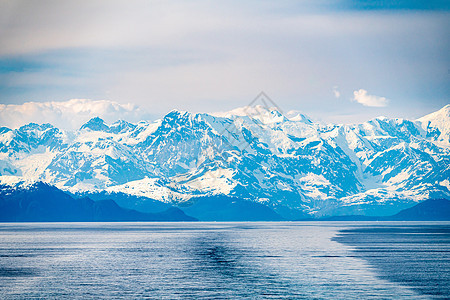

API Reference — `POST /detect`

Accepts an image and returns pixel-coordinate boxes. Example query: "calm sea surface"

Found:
[0,222,449,299]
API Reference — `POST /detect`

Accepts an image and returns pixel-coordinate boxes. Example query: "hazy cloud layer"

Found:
[0,1,448,123]
[353,89,389,107]
[0,99,152,130]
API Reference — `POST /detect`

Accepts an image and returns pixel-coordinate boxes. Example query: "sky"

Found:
[0,0,449,129]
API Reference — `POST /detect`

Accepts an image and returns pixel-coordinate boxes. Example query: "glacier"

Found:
[0,104,449,218]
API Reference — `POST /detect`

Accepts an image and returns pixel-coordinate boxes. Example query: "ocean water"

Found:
[0,222,448,299]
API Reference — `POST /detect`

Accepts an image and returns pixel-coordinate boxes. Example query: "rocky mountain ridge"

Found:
[1,104,449,217]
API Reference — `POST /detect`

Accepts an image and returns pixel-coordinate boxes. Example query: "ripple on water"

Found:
[0,222,444,299]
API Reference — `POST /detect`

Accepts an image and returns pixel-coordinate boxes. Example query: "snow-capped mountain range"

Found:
[1,104,449,217]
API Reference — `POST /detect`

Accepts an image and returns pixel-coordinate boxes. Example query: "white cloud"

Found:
[352,89,388,107]
[0,99,152,130]
[333,86,340,98]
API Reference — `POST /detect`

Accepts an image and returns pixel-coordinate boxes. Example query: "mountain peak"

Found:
[418,104,450,122]
[285,110,314,124]
[109,120,137,134]
[163,110,192,123]
[0,127,12,134]
[417,104,450,145]
[18,122,56,132]
[80,117,109,131]
[212,105,276,117]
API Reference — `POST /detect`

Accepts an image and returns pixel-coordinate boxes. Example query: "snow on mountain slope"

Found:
[0,105,449,217]
[105,177,191,203]
[418,104,450,145]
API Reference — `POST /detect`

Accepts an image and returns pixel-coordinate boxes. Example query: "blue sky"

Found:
[0,0,449,126]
